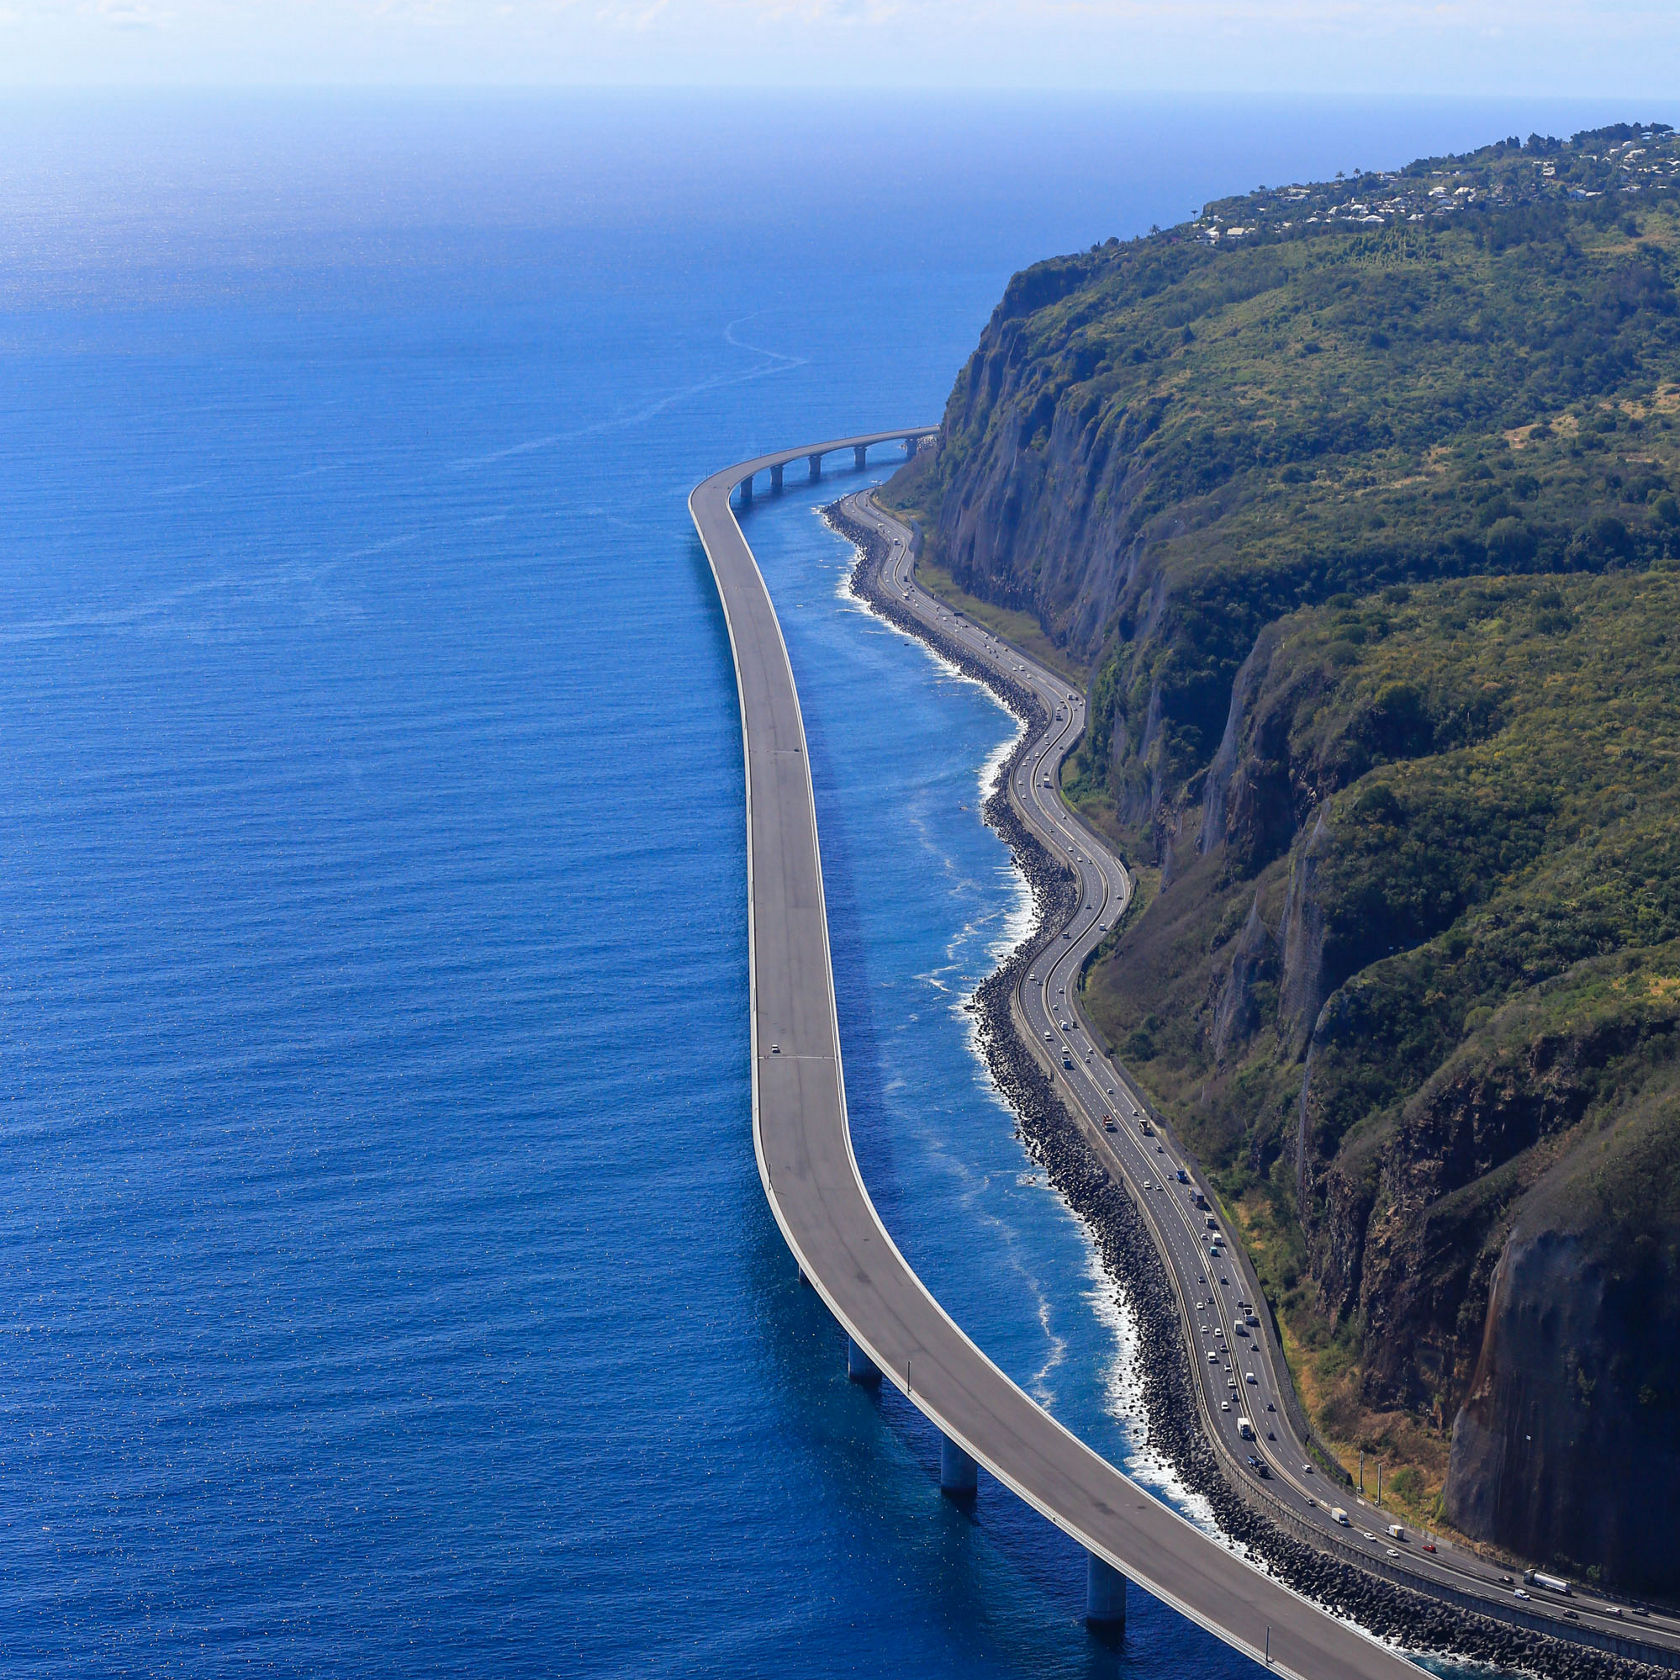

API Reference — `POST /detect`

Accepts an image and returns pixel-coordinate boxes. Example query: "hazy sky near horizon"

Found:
[7,0,1680,96]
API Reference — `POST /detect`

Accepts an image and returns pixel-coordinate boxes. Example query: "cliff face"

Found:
[907,147,1680,867]
[892,136,1680,1585]
[1069,572,1680,1586]
[933,297,1158,669]
[1445,1067,1680,1594]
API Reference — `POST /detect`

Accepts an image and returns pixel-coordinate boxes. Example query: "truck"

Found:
[1330,1508,1350,1526]
[1237,1417,1255,1440]
[1526,1571,1573,1596]
[1386,1524,1406,1541]
[1176,1168,1190,1184]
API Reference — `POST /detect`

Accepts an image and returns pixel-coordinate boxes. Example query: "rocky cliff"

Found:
[888,125,1680,1589]
[1445,1059,1680,1592]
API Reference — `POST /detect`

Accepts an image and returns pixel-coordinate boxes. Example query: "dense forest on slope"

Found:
[889,124,1680,1592]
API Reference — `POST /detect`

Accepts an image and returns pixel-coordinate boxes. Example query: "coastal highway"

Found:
[692,431,1428,1680]
[838,485,1680,1668]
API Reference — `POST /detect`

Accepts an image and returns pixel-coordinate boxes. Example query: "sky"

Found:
[5,0,1680,95]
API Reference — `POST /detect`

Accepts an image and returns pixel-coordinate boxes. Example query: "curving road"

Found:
[839,485,1680,1668]
[692,431,1427,1680]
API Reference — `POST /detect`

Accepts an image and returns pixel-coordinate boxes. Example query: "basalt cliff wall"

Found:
[887,126,1680,1590]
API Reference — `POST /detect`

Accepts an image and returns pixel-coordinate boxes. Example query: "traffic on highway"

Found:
[840,484,1680,1663]
[697,430,1443,1680]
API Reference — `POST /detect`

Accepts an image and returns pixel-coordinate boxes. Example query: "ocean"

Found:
[0,91,1655,1677]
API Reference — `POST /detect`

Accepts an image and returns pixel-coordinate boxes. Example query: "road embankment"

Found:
[829,495,1677,1680]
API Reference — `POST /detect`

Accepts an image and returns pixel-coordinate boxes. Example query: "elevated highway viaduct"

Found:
[692,428,1426,1680]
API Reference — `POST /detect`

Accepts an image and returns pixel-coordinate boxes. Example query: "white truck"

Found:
[1237,1417,1255,1440]
[1330,1507,1350,1526]
[1526,1570,1572,1596]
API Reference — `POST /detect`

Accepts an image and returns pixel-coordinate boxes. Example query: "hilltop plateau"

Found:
[888,123,1680,1593]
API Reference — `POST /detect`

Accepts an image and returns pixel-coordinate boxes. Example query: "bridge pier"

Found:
[1085,1553,1127,1628]
[738,473,753,510]
[903,435,919,457]
[853,444,868,470]
[847,1336,882,1386]
[939,1434,978,1500]
[770,462,784,493]
[808,453,822,482]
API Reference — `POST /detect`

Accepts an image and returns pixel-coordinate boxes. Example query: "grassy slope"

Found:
[887,128,1680,1540]
[1086,568,1680,1525]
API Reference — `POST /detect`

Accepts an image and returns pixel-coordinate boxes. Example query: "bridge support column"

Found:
[808,453,822,482]
[903,435,919,457]
[1085,1553,1126,1628]
[847,1336,882,1386]
[770,462,784,493]
[738,474,753,509]
[939,1434,978,1499]
[853,444,868,470]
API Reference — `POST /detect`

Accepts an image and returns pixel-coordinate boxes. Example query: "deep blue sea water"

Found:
[0,91,1667,1678]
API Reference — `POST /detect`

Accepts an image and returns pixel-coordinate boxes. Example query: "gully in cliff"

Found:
[828,492,1677,1680]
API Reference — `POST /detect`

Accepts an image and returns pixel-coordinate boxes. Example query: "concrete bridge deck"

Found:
[690,429,1424,1680]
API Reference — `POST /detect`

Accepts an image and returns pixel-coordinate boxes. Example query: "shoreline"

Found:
[827,493,1671,1680]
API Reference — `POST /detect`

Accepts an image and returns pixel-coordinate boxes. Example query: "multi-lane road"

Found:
[693,431,1432,1680]
[694,424,1680,1675]
[839,484,1680,1667]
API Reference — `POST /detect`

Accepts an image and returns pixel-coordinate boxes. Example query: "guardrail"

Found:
[999,592,1679,1675]
[1222,1444,1680,1669]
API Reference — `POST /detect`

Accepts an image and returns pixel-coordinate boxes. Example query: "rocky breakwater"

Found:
[827,498,1674,1680]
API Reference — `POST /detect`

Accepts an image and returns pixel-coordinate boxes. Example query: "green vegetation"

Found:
[890,124,1680,1570]
[1085,562,1680,1503]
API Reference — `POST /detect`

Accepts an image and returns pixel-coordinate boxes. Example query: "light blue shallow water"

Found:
[0,91,1661,1678]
